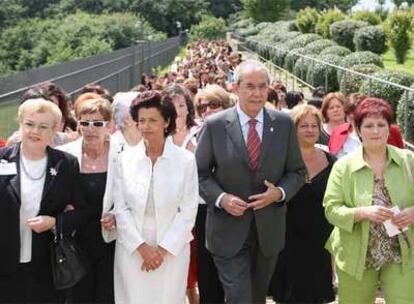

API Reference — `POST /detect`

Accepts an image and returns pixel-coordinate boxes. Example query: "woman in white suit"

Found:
[113,91,198,304]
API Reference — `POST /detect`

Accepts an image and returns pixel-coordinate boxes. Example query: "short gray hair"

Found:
[112,92,139,129]
[233,59,272,85]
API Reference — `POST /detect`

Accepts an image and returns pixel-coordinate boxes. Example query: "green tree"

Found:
[296,7,321,33]
[131,0,208,36]
[242,0,291,22]
[290,0,357,11]
[208,0,242,18]
[189,15,226,41]
[0,0,26,29]
[315,8,345,38]
[385,10,413,63]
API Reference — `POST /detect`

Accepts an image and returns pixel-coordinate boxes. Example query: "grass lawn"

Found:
[382,48,414,76]
[0,101,18,140]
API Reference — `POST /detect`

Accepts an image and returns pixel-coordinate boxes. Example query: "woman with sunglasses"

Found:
[193,84,235,304]
[57,98,117,303]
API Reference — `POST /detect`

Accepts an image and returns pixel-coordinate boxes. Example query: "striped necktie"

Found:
[247,119,261,174]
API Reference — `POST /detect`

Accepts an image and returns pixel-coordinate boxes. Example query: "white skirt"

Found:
[114,216,190,304]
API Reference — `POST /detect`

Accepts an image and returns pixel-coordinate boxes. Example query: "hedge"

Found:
[303,39,337,54]
[272,31,302,43]
[339,64,382,95]
[351,10,381,25]
[285,33,322,50]
[293,55,316,79]
[319,45,351,57]
[338,51,384,83]
[306,54,343,92]
[296,7,320,33]
[330,20,369,51]
[353,26,387,55]
[361,70,414,112]
[315,9,346,39]
[284,48,317,72]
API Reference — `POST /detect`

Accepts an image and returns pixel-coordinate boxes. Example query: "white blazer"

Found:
[114,137,199,256]
[56,135,123,242]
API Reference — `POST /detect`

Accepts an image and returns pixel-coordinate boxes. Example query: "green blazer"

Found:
[323,145,414,280]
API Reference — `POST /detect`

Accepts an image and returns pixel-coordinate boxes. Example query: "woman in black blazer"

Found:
[0,98,80,303]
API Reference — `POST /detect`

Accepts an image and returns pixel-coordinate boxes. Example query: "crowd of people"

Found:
[0,39,414,304]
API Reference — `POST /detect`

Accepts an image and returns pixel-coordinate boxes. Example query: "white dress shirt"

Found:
[19,155,47,263]
[215,105,285,207]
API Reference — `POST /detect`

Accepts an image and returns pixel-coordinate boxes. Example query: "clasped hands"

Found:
[358,205,414,229]
[137,243,168,272]
[220,180,282,216]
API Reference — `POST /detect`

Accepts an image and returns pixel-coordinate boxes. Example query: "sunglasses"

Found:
[197,100,222,113]
[79,120,109,128]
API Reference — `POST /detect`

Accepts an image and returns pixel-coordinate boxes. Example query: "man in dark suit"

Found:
[195,59,306,303]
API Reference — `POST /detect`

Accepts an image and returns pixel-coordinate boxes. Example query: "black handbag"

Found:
[50,215,89,290]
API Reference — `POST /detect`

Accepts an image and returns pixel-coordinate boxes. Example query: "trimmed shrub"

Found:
[272,31,301,43]
[330,20,369,51]
[352,10,382,25]
[338,51,384,82]
[303,39,337,54]
[293,55,316,80]
[360,70,414,112]
[285,33,322,50]
[385,10,413,64]
[271,44,290,67]
[396,83,414,142]
[306,54,343,92]
[284,48,317,72]
[316,9,346,39]
[238,26,260,37]
[296,8,321,33]
[339,64,382,95]
[232,18,253,29]
[353,26,387,54]
[189,15,226,41]
[319,45,351,57]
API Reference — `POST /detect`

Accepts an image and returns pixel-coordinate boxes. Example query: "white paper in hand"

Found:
[383,206,408,237]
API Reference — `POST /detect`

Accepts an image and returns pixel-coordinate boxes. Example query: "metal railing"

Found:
[0,36,182,139]
[233,34,414,149]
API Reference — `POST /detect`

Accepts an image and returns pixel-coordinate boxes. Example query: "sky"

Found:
[352,0,395,10]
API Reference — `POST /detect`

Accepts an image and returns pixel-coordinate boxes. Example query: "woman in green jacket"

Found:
[323,97,414,304]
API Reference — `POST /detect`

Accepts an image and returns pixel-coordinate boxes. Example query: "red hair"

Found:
[353,97,394,131]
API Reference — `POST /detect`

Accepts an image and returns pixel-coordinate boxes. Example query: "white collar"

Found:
[236,102,264,126]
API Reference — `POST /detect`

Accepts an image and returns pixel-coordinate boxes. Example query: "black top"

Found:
[76,172,114,261]
[271,151,336,303]
[318,127,330,146]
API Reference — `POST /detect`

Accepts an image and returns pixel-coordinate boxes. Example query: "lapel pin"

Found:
[50,168,58,176]
[270,127,274,132]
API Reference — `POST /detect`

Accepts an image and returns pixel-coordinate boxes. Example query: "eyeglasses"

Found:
[197,100,222,114]
[79,120,109,127]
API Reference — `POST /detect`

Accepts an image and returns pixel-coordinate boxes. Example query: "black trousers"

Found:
[195,204,225,304]
[0,262,63,303]
[69,246,115,304]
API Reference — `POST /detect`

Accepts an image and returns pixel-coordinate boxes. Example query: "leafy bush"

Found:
[319,45,351,57]
[272,31,301,43]
[285,33,322,50]
[293,55,316,80]
[361,70,414,112]
[340,50,383,73]
[232,18,253,29]
[385,10,413,64]
[303,39,337,54]
[284,48,317,72]
[396,83,414,142]
[353,26,387,54]
[296,8,321,33]
[352,10,382,25]
[330,20,369,51]
[339,64,382,95]
[306,54,343,92]
[238,26,261,37]
[271,44,290,67]
[316,9,346,39]
[189,15,226,41]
